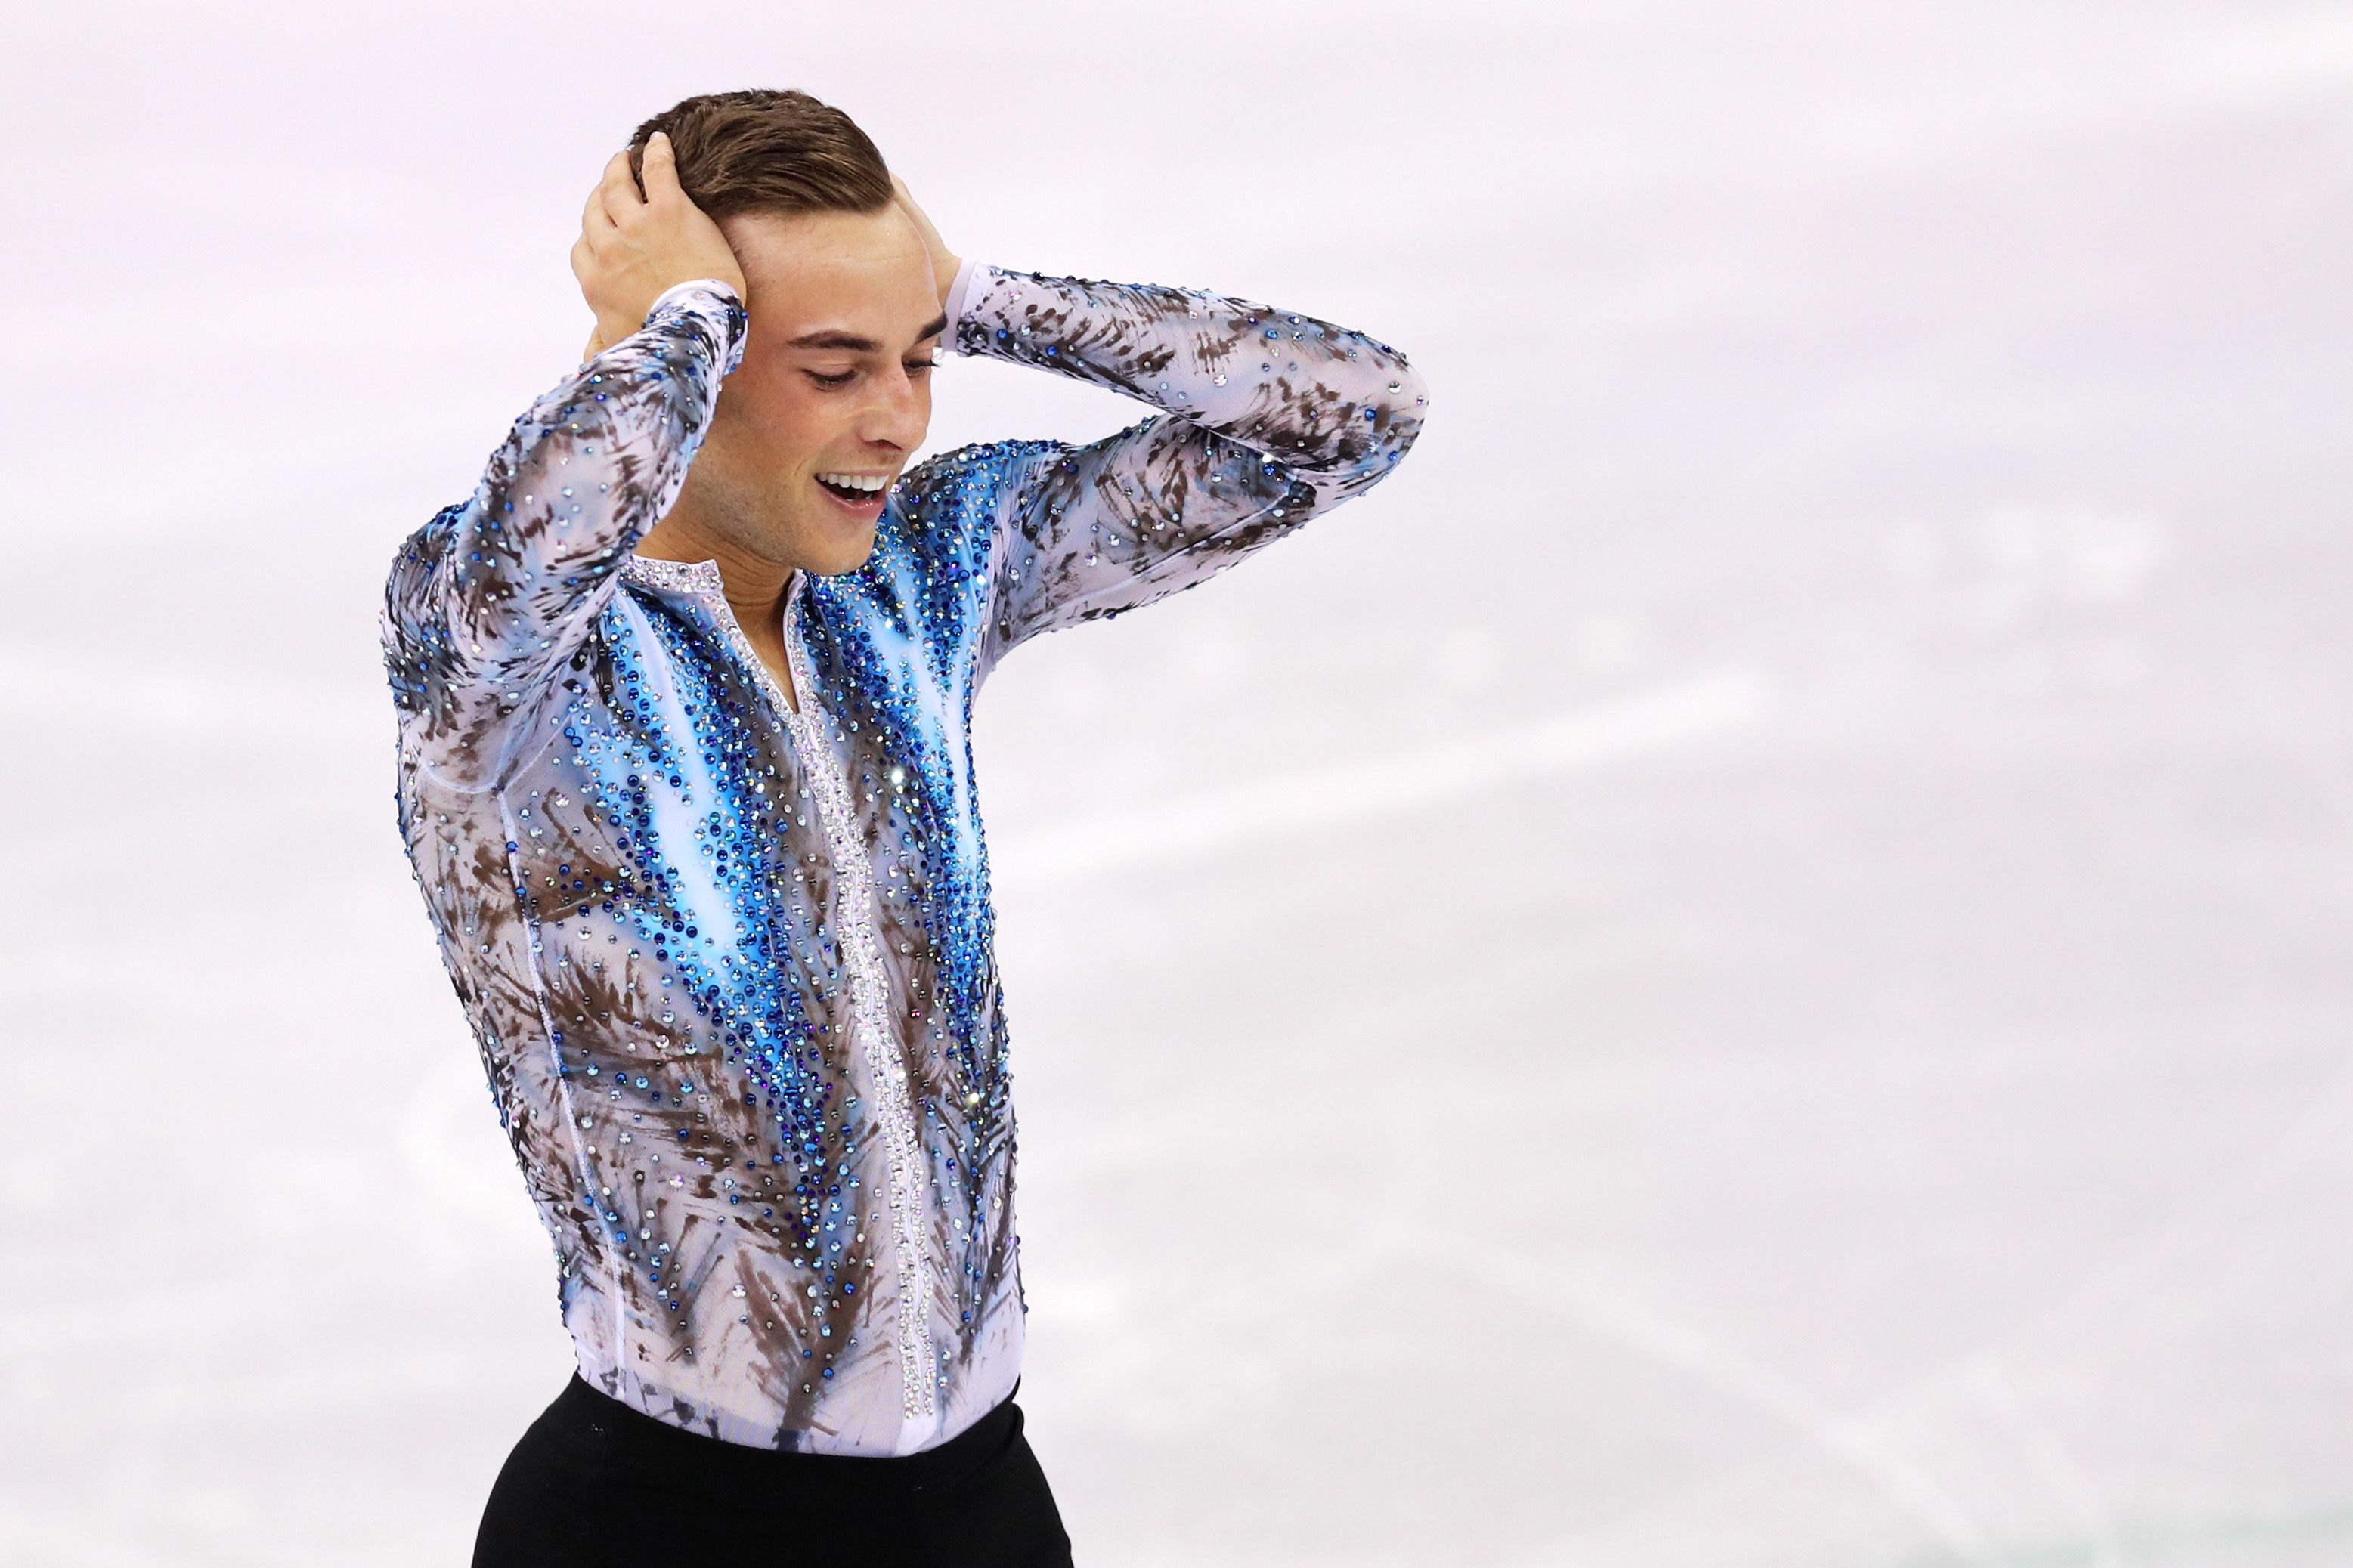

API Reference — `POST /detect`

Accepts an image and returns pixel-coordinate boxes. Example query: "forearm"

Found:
[933,261,1426,679]
[382,277,744,784]
[943,261,1426,499]
[441,278,744,654]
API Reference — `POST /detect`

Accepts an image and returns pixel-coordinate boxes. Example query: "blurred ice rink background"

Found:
[5,2,2351,1563]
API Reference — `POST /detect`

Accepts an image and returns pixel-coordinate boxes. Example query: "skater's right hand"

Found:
[571,131,745,360]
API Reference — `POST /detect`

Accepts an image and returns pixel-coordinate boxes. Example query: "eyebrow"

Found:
[785,314,950,353]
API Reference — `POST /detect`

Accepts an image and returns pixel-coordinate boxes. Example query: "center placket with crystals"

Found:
[776,608,940,1439]
[635,555,940,1438]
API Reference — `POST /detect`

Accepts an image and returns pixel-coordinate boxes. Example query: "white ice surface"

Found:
[3,2,2350,1563]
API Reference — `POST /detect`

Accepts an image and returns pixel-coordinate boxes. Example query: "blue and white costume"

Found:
[382,258,1426,1455]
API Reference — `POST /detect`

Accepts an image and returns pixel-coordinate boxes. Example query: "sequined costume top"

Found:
[380,257,1426,1455]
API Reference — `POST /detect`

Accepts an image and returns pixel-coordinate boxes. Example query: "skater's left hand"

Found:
[890,173,962,313]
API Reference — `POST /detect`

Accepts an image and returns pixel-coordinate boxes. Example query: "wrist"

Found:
[593,313,636,351]
[940,257,983,345]
[655,273,742,308]
[644,276,742,323]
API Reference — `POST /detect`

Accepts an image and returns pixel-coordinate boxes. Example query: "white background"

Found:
[5,2,2351,1563]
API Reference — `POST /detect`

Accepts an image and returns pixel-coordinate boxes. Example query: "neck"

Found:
[636,503,800,632]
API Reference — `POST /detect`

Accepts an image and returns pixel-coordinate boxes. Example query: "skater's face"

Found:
[670,203,946,577]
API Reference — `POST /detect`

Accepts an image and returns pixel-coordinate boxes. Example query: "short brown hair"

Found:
[626,88,893,221]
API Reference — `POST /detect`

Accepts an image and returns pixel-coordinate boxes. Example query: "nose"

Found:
[856,361,930,454]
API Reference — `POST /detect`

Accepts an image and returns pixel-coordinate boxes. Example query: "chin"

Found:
[810,530,881,578]
[791,476,892,577]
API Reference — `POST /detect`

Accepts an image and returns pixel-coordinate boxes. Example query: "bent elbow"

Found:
[1315,359,1429,501]
[1372,360,1429,469]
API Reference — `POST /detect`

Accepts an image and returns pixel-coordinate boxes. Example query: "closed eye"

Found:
[803,360,937,391]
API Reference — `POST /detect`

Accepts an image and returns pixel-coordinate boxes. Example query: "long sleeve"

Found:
[943,262,1427,684]
[381,277,747,790]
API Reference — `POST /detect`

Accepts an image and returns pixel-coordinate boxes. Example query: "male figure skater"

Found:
[381,88,1425,1565]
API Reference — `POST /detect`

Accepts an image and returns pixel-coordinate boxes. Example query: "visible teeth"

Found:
[816,472,889,493]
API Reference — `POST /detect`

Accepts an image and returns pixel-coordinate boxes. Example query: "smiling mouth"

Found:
[814,472,891,514]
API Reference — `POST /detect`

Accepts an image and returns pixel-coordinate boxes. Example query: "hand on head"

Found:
[889,174,962,314]
[572,131,746,361]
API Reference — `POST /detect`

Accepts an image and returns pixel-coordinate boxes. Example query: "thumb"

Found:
[639,129,682,205]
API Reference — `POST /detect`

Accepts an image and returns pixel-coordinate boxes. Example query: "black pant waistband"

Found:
[543,1374,1023,1495]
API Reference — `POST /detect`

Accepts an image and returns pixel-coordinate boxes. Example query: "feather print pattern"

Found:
[381,261,1426,1454]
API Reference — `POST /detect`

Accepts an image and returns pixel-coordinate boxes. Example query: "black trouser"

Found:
[473,1374,1074,1566]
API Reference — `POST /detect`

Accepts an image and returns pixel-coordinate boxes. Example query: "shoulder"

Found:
[385,499,470,592]
[838,440,1066,633]
[902,437,1069,513]
[893,438,1070,557]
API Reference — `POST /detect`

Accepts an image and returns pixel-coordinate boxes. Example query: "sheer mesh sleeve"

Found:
[380,279,745,789]
[945,265,1427,684]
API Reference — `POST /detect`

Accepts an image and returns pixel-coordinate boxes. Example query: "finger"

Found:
[643,131,697,209]
[890,175,926,230]
[599,146,644,220]
[582,178,617,236]
[570,236,594,280]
